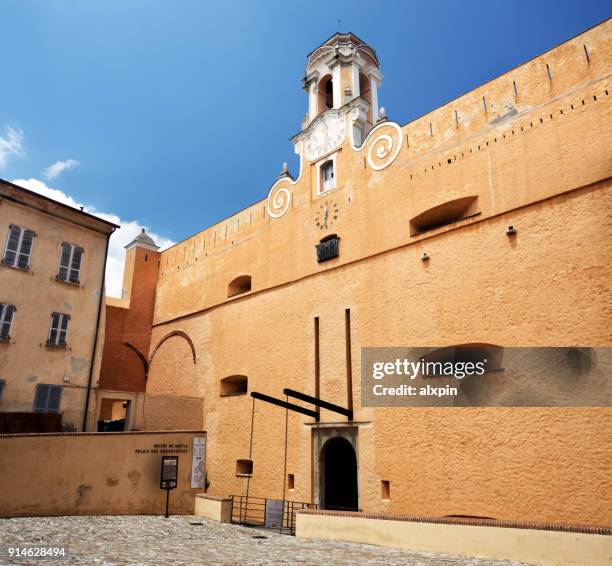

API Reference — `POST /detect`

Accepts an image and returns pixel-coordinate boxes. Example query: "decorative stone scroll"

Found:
[266,183,292,219]
[365,121,403,171]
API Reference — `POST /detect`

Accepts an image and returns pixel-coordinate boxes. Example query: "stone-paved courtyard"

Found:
[0,515,533,565]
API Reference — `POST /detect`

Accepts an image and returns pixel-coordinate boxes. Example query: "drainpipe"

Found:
[82,227,115,431]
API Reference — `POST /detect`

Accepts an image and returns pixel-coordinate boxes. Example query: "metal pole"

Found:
[244,396,256,526]
[82,227,114,431]
[165,489,170,518]
[280,395,288,534]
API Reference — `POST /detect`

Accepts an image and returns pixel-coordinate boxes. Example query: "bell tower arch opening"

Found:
[317,74,334,114]
[359,72,374,125]
[322,436,358,511]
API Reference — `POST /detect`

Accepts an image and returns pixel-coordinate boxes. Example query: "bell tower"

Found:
[302,32,382,141]
[290,33,384,169]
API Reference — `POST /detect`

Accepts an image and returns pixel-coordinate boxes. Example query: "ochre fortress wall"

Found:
[130,21,610,525]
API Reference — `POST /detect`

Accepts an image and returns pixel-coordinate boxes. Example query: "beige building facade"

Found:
[108,22,611,526]
[0,179,117,432]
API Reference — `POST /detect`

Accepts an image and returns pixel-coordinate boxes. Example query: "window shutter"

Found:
[58,243,71,281]
[48,313,60,345]
[69,246,83,283]
[33,384,50,412]
[48,385,62,412]
[17,229,34,269]
[58,314,69,345]
[0,304,15,340]
[3,225,21,266]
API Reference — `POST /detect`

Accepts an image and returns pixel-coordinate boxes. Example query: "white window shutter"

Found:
[48,312,69,346]
[58,243,71,281]
[17,229,34,269]
[48,313,60,345]
[3,225,35,269]
[0,304,16,340]
[58,314,69,345]
[3,225,21,266]
[58,243,84,283]
[69,246,83,283]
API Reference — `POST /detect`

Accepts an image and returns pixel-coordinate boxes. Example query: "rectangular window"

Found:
[57,242,84,284]
[2,225,35,270]
[47,312,70,347]
[322,161,335,191]
[0,303,16,340]
[33,384,62,413]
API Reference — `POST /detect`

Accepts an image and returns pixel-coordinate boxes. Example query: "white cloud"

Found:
[44,158,79,179]
[0,126,24,168]
[11,178,175,298]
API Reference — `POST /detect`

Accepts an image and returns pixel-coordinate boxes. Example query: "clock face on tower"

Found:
[304,112,346,162]
[315,199,339,231]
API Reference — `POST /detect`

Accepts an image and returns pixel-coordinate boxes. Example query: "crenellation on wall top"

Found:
[158,198,272,276]
[157,19,611,280]
[396,19,610,159]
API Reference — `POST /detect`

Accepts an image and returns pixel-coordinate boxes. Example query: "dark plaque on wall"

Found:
[316,235,340,263]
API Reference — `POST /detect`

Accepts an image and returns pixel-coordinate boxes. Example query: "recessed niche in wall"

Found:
[410,196,479,236]
[220,375,248,397]
[381,480,390,500]
[228,275,252,297]
[236,459,253,477]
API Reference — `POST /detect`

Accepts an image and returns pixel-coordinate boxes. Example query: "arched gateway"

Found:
[322,436,358,511]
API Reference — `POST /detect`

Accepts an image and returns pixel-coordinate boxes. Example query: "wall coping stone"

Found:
[0,430,206,439]
[195,494,233,502]
[296,509,612,536]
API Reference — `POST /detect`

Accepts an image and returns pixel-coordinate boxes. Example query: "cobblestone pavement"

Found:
[0,515,533,565]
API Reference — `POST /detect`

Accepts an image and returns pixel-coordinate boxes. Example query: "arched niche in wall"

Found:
[147,330,199,397]
[149,331,197,366]
[410,196,479,236]
[227,275,252,298]
[122,340,149,383]
[220,375,248,397]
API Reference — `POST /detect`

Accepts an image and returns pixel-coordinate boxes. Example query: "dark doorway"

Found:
[323,437,358,511]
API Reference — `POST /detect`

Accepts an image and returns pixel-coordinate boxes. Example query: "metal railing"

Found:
[230,495,317,535]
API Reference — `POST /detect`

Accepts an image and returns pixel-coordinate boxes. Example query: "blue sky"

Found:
[0,0,609,295]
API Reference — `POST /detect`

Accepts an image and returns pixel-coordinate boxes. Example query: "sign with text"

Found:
[160,456,178,490]
[361,346,611,407]
[190,437,206,489]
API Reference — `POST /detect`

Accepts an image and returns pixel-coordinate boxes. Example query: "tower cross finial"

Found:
[337,18,341,33]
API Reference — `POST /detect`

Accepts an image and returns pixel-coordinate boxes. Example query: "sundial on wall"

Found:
[304,113,346,162]
[315,199,339,230]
